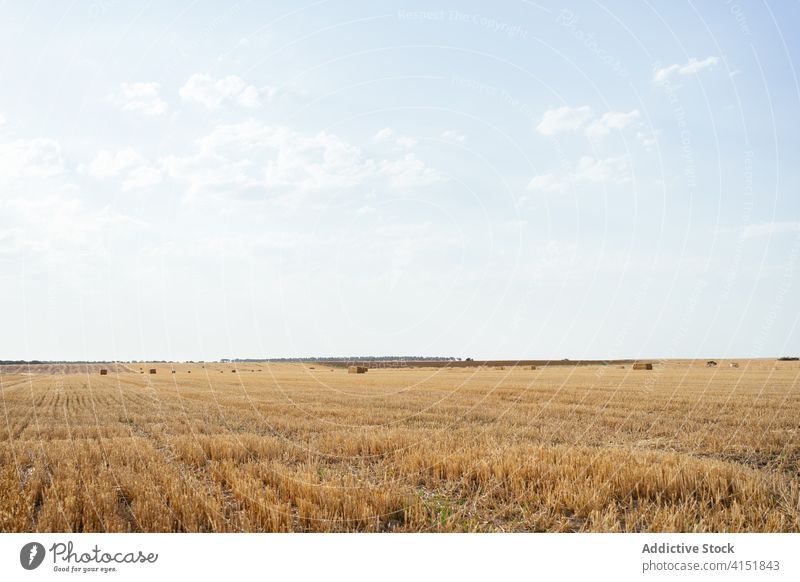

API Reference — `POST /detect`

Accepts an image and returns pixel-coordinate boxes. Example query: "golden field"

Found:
[0,360,798,532]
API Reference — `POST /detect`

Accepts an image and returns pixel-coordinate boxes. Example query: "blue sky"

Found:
[0,0,798,361]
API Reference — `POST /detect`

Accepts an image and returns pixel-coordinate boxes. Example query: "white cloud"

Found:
[537,107,654,146]
[114,82,168,116]
[526,156,631,193]
[396,136,417,148]
[0,113,6,127]
[636,129,659,150]
[266,129,373,190]
[85,148,144,177]
[162,121,443,198]
[441,130,466,143]
[373,127,394,142]
[0,190,145,256]
[574,155,631,184]
[653,56,719,83]
[179,73,270,109]
[378,154,443,188]
[162,149,257,195]
[585,110,640,139]
[676,56,719,75]
[83,148,162,191]
[0,138,63,182]
[536,106,593,136]
[373,127,417,149]
[742,222,800,239]
[122,165,162,191]
[527,173,569,192]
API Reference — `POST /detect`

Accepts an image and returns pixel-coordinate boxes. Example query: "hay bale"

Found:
[706,361,718,367]
[632,363,652,370]
[348,366,367,374]
[729,362,739,368]
[99,369,108,375]
[530,365,536,370]
[149,369,157,374]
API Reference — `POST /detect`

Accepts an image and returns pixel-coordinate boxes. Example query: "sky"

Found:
[0,0,798,361]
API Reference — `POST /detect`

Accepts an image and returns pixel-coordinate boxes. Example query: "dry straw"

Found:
[2,362,797,533]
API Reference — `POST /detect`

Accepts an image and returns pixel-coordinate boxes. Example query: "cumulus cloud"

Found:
[378,154,443,187]
[114,82,168,116]
[85,148,144,177]
[264,129,372,190]
[536,106,593,136]
[574,155,630,184]
[536,103,656,148]
[441,130,466,143]
[84,148,162,191]
[161,149,255,195]
[179,73,270,109]
[0,138,63,182]
[585,110,640,139]
[636,129,659,150]
[527,173,569,192]
[527,156,631,193]
[1,186,145,260]
[373,127,394,142]
[122,166,163,191]
[396,136,417,148]
[653,56,719,83]
[373,127,417,149]
[537,106,645,140]
[162,120,443,198]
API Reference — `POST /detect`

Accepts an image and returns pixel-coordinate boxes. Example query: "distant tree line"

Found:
[0,360,115,365]
[1,357,461,364]
[0,360,174,365]
[238,356,461,362]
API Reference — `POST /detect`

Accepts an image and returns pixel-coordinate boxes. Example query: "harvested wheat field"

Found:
[1,360,799,533]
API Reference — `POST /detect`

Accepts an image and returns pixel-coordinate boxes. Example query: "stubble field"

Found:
[1,360,798,532]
